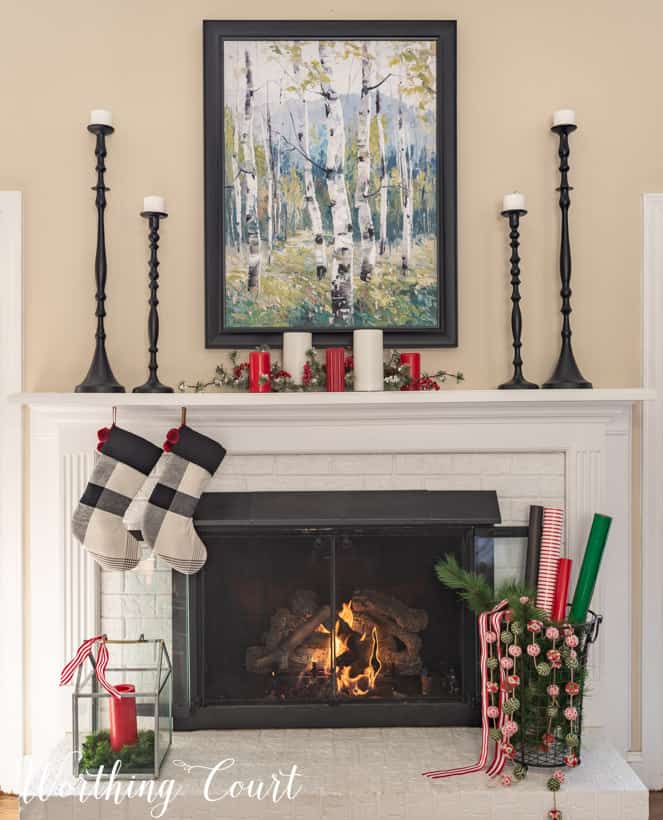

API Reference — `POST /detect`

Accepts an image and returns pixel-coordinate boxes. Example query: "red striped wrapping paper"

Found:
[535,507,564,616]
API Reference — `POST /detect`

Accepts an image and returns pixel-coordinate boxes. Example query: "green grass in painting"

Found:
[225,234,438,329]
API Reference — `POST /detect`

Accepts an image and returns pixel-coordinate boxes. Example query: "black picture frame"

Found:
[203,19,457,349]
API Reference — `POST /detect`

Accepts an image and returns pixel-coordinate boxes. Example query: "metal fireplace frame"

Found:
[173,490,524,731]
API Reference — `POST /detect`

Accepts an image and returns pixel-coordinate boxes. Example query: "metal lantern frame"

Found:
[72,636,172,780]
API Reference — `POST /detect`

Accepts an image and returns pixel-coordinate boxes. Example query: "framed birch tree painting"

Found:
[204,20,457,348]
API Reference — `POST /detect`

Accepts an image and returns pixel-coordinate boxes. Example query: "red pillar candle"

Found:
[249,351,271,392]
[400,352,421,389]
[551,557,573,622]
[326,348,345,392]
[109,684,138,751]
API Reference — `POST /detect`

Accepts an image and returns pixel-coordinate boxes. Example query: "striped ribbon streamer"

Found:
[535,507,565,616]
[422,600,509,779]
[59,634,121,699]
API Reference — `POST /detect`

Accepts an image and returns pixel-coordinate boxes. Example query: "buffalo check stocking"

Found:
[128,425,226,575]
[72,426,162,571]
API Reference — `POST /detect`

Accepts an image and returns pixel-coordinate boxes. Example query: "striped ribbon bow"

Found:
[59,635,121,699]
[423,599,511,780]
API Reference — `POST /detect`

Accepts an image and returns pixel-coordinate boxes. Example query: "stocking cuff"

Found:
[102,426,162,475]
[171,425,226,475]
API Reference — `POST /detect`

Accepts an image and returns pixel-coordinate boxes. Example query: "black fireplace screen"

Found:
[173,491,524,730]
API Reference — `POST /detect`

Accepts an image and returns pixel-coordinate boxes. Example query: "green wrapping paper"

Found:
[569,513,612,623]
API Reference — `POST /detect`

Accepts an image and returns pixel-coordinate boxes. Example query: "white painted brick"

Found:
[123,617,171,640]
[100,571,124,594]
[207,475,248,492]
[394,453,453,474]
[424,475,482,491]
[124,570,171,595]
[155,595,172,618]
[537,475,565,497]
[362,475,426,490]
[482,475,540,497]
[452,453,512,474]
[331,454,393,474]
[510,452,564,475]
[245,475,364,492]
[223,454,275,474]
[275,454,331,474]
[120,595,157,619]
[497,498,512,523]
[100,617,124,639]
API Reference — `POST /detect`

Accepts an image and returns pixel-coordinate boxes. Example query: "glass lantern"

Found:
[72,636,172,779]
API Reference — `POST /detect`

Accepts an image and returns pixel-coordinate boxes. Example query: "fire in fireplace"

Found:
[173,491,525,730]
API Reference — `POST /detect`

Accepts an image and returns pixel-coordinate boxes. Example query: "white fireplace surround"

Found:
[16,390,646,765]
[2,191,663,795]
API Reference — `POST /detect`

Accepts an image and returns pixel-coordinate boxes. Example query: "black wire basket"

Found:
[514,609,602,768]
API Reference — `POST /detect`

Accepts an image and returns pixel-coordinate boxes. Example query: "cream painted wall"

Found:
[0,0,653,392]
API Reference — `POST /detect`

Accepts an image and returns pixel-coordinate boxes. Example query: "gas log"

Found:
[245,589,426,676]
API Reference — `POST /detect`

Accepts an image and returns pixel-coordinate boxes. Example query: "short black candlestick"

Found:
[543,124,592,389]
[76,124,125,393]
[133,212,173,393]
[499,208,538,390]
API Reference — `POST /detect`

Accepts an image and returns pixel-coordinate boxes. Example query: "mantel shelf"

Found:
[10,387,655,410]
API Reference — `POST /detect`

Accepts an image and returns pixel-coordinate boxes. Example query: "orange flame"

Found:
[314,600,382,696]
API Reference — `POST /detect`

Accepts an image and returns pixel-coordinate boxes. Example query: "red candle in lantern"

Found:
[249,351,271,392]
[551,558,573,622]
[400,352,421,389]
[326,348,345,392]
[109,684,138,751]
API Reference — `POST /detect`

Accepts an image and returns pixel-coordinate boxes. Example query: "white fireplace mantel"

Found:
[13,387,651,772]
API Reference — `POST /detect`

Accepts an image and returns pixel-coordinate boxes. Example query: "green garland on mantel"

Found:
[178,348,464,393]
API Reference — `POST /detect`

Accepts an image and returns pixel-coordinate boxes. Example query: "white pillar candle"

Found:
[502,192,526,212]
[143,195,167,214]
[552,109,576,127]
[89,109,113,127]
[353,329,384,392]
[282,332,312,384]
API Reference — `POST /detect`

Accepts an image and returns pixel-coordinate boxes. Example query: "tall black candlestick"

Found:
[499,208,538,389]
[133,211,173,393]
[76,124,125,393]
[543,124,592,389]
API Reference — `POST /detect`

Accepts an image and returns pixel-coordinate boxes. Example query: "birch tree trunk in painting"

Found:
[355,42,376,282]
[241,49,261,290]
[231,104,243,253]
[320,41,353,323]
[376,89,388,257]
[293,55,327,280]
[397,87,412,273]
[261,117,273,264]
[266,96,280,242]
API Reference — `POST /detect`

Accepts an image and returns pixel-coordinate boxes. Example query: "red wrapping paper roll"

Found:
[400,352,421,389]
[535,507,564,616]
[249,351,271,393]
[551,557,573,622]
[109,683,138,751]
[326,348,345,392]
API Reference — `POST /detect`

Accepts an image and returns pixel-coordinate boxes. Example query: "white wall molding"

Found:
[17,392,648,764]
[639,194,663,788]
[0,192,23,793]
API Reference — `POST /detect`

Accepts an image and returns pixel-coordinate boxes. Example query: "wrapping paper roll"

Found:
[551,557,573,622]
[535,507,564,616]
[525,505,543,590]
[569,513,612,624]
